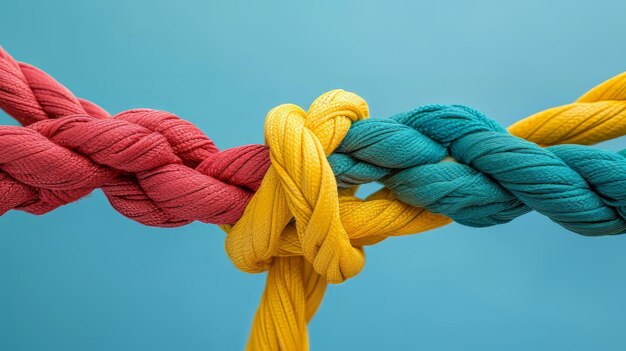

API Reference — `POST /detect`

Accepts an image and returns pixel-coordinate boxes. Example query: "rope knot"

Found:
[225,90,369,283]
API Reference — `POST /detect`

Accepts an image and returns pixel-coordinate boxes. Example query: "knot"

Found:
[225,90,369,284]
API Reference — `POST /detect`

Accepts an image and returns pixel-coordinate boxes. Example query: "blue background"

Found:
[2,1,626,350]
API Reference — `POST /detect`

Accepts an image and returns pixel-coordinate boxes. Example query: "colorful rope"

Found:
[1,46,625,350]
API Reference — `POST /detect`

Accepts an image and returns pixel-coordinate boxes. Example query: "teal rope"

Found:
[328,105,626,236]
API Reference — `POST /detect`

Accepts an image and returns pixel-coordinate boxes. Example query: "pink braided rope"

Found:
[0,47,271,226]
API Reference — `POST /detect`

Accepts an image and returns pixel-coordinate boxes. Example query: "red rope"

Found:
[0,47,270,226]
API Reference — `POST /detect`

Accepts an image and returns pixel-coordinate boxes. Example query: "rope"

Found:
[509,72,626,146]
[333,105,626,234]
[1,46,626,350]
[0,48,271,225]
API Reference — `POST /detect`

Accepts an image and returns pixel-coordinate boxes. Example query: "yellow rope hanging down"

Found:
[223,72,626,351]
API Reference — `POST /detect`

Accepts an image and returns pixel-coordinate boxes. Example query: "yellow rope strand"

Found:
[509,72,626,145]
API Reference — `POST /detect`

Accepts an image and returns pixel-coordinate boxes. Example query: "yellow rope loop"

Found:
[508,72,626,145]
[226,89,369,284]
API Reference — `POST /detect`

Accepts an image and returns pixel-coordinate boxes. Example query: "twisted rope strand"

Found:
[333,104,626,235]
[509,72,626,146]
[0,111,272,225]
[0,48,109,124]
[0,47,272,225]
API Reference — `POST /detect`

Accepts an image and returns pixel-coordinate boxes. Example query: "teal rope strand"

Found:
[328,105,626,236]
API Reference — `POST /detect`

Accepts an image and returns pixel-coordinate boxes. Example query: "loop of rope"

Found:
[2,46,626,350]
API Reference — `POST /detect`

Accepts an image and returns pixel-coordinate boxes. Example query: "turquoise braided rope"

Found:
[327,105,626,236]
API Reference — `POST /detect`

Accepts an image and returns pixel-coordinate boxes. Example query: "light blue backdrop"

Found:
[2,1,626,350]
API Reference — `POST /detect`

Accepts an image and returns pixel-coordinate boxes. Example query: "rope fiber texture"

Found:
[2,46,626,350]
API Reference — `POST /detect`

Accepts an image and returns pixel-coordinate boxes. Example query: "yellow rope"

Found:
[223,72,626,350]
[509,72,626,145]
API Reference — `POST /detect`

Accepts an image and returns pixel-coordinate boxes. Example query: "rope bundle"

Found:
[2,46,626,350]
